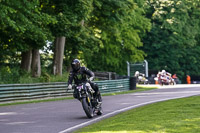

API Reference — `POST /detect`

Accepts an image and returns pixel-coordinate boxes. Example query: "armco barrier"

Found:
[96,79,130,93]
[0,79,130,103]
[0,82,71,102]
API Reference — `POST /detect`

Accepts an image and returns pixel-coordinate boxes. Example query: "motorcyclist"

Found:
[67,59,102,106]
[161,70,172,80]
[161,70,171,77]
[134,71,148,84]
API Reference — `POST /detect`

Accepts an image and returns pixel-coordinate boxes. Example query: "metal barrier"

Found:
[94,71,117,80]
[0,79,130,103]
[0,82,71,102]
[96,79,130,93]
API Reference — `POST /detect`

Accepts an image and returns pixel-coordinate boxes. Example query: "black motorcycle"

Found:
[73,82,102,118]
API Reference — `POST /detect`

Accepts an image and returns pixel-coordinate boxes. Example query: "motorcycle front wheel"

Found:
[82,96,94,118]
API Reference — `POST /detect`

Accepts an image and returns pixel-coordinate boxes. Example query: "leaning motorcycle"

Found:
[73,82,102,118]
[160,76,176,85]
[137,75,148,84]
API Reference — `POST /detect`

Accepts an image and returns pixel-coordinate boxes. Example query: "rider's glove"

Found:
[68,84,72,90]
[89,77,94,82]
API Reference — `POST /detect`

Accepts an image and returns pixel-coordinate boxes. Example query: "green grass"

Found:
[75,96,200,133]
[102,86,158,96]
[0,97,73,107]
[0,86,157,107]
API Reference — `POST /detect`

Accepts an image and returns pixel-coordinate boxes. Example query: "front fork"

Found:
[79,91,92,105]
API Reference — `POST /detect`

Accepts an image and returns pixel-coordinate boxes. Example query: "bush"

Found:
[49,72,69,82]
[0,66,21,84]
[0,66,69,84]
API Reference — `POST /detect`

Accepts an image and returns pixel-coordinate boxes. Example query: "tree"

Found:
[143,0,200,81]
[0,0,56,77]
[21,50,32,72]
[41,0,95,75]
[84,0,151,74]
[32,49,41,77]
[52,37,65,75]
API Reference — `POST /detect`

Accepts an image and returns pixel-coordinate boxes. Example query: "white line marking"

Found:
[0,112,18,116]
[58,95,194,133]
[138,84,200,89]
[6,121,35,125]
[130,91,200,96]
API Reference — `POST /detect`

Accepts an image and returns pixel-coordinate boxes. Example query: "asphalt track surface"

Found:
[0,84,200,133]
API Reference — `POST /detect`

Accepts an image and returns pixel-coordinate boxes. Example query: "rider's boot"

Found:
[96,92,102,109]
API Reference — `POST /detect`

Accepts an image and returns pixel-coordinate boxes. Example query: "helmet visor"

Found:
[71,62,80,71]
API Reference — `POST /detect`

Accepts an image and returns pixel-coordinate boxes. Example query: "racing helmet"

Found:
[135,71,139,76]
[71,59,81,71]
[161,70,166,74]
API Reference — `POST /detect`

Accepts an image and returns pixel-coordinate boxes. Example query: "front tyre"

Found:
[82,97,94,118]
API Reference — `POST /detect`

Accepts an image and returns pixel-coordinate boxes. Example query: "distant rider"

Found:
[134,71,147,84]
[67,59,102,106]
[161,70,171,79]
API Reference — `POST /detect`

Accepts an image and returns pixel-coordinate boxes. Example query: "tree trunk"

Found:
[80,19,84,26]
[32,49,41,77]
[20,50,32,72]
[53,36,66,76]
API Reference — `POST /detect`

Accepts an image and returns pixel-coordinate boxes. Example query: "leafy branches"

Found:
[143,0,200,80]
[85,0,151,74]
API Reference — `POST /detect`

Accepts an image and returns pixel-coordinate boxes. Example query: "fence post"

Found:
[127,61,130,77]
[108,72,111,80]
[144,60,148,78]
[130,77,136,90]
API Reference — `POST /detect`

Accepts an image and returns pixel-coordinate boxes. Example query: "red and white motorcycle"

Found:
[159,75,175,85]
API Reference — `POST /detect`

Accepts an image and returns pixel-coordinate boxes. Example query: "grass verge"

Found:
[0,85,157,107]
[75,95,200,133]
[0,97,73,107]
[102,86,158,96]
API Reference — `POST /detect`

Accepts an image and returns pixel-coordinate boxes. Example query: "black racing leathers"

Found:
[68,67,94,85]
[68,67,102,102]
